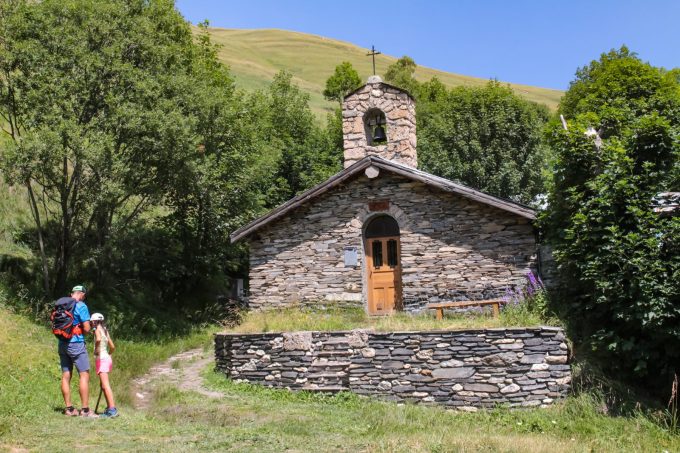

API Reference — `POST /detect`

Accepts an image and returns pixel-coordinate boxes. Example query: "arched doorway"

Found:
[364,215,402,315]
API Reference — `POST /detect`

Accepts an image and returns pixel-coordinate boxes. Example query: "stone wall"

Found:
[248,172,537,311]
[215,327,570,410]
[343,76,417,168]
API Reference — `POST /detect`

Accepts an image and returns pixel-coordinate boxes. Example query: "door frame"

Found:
[363,222,403,315]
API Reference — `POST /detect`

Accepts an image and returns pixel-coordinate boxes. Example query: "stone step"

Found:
[321,338,350,346]
[307,372,348,379]
[302,385,347,393]
[316,351,351,357]
[310,360,351,368]
[308,381,345,387]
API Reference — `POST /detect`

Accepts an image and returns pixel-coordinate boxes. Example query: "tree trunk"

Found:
[25,182,50,296]
[53,156,72,296]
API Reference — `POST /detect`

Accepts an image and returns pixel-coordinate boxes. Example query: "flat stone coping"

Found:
[215,326,564,337]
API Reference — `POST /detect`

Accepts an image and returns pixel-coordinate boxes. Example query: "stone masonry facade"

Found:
[215,327,570,410]
[343,76,417,168]
[248,172,537,311]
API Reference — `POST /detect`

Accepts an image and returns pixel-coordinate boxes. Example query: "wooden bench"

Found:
[426,299,504,320]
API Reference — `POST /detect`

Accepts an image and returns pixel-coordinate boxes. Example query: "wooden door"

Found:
[366,236,402,315]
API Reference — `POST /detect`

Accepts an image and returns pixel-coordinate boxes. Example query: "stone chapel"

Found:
[231,76,538,314]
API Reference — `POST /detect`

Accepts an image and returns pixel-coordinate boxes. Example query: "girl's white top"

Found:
[96,327,111,360]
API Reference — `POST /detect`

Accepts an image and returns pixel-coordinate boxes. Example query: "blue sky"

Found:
[176,0,679,90]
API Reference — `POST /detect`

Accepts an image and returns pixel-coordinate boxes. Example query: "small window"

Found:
[387,239,398,267]
[372,241,383,268]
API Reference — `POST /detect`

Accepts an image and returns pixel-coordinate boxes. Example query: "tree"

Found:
[384,56,550,204]
[0,0,241,295]
[544,47,680,390]
[158,23,267,295]
[259,71,343,208]
[323,61,362,105]
[384,56,419,94]
[418,81,550,204]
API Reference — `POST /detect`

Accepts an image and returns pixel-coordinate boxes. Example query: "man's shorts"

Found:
[96,356,113,375]
[58,341,90,373]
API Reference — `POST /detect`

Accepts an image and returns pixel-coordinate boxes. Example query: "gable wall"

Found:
[247,173,536,311]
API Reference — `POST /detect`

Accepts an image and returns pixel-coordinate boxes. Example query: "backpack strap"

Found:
[61,298,83,334]
[70,300,83,334]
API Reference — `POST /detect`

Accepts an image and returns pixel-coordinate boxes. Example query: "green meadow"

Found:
[1,297,677,452]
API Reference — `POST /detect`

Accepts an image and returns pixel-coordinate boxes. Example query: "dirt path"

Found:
[131,347,224,410]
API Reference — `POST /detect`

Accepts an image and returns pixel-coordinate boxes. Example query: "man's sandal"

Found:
[79,408,99,418]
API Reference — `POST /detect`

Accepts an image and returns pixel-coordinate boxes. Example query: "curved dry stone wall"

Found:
[215,327,570,410]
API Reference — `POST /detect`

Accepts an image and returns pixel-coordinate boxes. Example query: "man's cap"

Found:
[71,285,87,293]
[91,313,104,321]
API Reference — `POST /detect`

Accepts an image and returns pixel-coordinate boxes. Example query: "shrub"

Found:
[543,47,680,393]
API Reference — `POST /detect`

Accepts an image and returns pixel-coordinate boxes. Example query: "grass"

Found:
[0,286,213,437]
[201,27,564,117]
[222,304,557,334]
[0,297,678,452]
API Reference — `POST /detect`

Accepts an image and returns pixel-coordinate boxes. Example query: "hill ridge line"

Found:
[203,26,563,93]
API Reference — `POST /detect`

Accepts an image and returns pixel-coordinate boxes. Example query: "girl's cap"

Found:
[91,313,104,321]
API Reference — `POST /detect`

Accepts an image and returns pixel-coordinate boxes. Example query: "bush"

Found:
[543,47,680,394]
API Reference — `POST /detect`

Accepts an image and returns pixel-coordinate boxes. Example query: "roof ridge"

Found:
[230,156,536,242]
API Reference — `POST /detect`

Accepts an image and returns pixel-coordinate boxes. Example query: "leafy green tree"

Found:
[323,61,362,105]
[418,81,550,204]
[384,56,549,204]
[0,0,255,296]
[158,23,266,295]
[259,71,343,208]
[544,47,680,389]
[384,56,419,94]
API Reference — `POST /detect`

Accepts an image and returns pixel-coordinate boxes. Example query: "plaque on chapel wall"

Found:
[344,247,358,267]
[368,200,389,211]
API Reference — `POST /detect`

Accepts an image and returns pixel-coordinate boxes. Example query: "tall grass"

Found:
[224,303,556,334]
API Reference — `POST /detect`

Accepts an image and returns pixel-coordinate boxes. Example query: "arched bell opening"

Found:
[363,214,402,314]
[364,108,387,146]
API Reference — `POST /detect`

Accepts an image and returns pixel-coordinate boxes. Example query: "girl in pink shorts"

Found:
[91,313,118,418]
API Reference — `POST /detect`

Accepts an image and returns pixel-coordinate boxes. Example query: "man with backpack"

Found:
[53,285,97,417]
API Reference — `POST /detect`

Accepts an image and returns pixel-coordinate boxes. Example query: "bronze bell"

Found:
[372,124,386,142]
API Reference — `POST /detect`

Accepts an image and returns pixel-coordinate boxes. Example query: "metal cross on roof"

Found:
[366,45,381,75]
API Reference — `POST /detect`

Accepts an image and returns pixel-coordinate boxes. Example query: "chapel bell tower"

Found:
[342,75,417,168]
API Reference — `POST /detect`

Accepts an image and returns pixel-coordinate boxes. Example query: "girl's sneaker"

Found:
[100,407,119,418]
[64,407,79,416]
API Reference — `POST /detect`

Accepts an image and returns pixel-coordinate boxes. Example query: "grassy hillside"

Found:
[204,27,564,116]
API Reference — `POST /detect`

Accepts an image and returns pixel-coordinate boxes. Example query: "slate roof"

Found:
[230,156,537,243]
